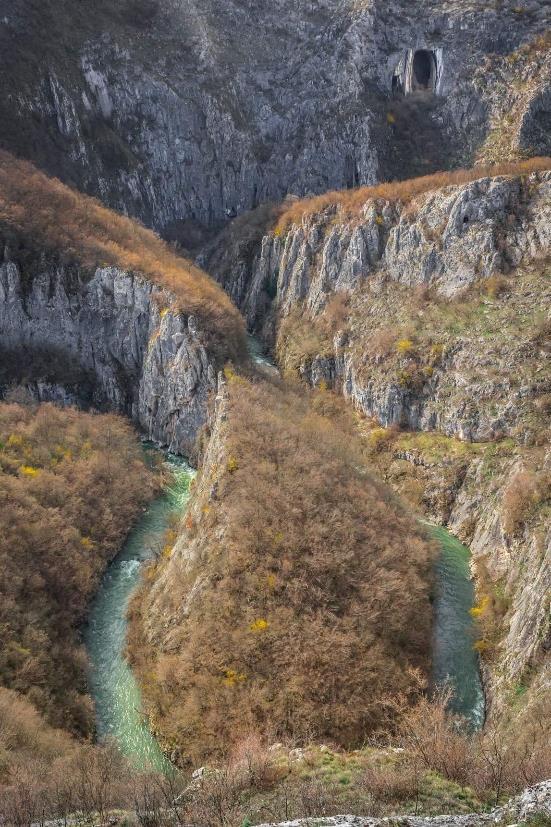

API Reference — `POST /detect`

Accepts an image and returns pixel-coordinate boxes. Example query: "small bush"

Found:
[362,763,420,803]
[396,338,416,357]
[483,274,510,298]
[502,468,549,534]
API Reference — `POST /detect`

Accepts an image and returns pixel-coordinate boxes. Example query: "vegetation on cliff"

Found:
[273,157,551,233]
[0,150,247,363]
[128,374,435,765]
[0,400,158,735]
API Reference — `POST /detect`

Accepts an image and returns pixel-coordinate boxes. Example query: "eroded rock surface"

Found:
[0,261,216,455]
[0,0,548,232]
[257,780,551,827]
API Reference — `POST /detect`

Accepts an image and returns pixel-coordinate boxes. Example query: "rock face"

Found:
[0,260,216,455]
[0,0,548,233]
[257,780,551,827]
[205,168,550,342]
[446,449,551,706]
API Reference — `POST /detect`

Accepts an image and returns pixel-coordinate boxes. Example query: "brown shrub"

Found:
[0,150,246,363]
[483,274,510,298]
[397,688,472,785]
[365,327,397,361]
[361,763,421,804]
[0,687,135,824]
[396,687,551,803]
[130,377,435,764]
[274,158,551,233]
[502,468,550,535]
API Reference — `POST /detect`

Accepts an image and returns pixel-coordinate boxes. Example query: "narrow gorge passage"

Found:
[84,452,194,771]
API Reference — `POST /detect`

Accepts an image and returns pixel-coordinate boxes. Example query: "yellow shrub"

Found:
[249,618,269,633]
[470,595,490,618]
[266,573,278,591]
[429,343,445,364]
[227,456,239,473]
[368,427,393,452]
[396,339,415,356]
[19,465,39,477]
[223,668,247,687]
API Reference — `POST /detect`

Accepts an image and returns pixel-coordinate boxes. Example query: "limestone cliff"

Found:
[204,168,550,439]
[0,260,216,456]
[0,0,548,235]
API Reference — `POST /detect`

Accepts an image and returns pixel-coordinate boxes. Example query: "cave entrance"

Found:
[391,48,440,97]
[412,50,434,90]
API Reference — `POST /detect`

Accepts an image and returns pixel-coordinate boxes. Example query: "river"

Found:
[430,524,485,727]
[84,452,194,771]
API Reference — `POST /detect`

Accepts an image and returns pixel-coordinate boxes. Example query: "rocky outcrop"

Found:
[0,1,548,233]
[0,260,216,455]
[258,780,551,827]
[204,170,550,439]
[214,171,550,322]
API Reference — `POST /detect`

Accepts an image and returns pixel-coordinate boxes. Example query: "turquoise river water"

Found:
[84,341,484,768]
[84,453,194,771]
[430,525,485,727]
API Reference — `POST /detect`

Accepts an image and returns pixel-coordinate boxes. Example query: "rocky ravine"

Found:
[0,260,216,455]
[0,0,549,235]
[202,168,551,718]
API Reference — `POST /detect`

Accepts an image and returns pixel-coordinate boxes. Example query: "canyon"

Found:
[0,0,549,823]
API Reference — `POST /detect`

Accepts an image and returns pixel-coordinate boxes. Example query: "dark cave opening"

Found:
[412,49,435,90]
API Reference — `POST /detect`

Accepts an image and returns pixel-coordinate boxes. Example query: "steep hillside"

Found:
[0,401,158,735]
[0,0,548,234]
[201,165,551,724]
[0,152,247,453]
[128,374,434,766]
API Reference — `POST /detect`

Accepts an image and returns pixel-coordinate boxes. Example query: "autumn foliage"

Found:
[129,376,435,765]
[274,157,551,233]
[0,401,158,735]
[0,150,246,362]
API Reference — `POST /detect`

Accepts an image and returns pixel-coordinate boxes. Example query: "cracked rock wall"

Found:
[0,261,216,456]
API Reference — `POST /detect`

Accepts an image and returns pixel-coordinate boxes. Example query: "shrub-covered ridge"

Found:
[0,150,247,363]
[128,373,435,765]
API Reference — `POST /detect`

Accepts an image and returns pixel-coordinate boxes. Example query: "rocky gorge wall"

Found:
[0,260,216,455]
[205,170,551,440]
[0,0,549,235]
